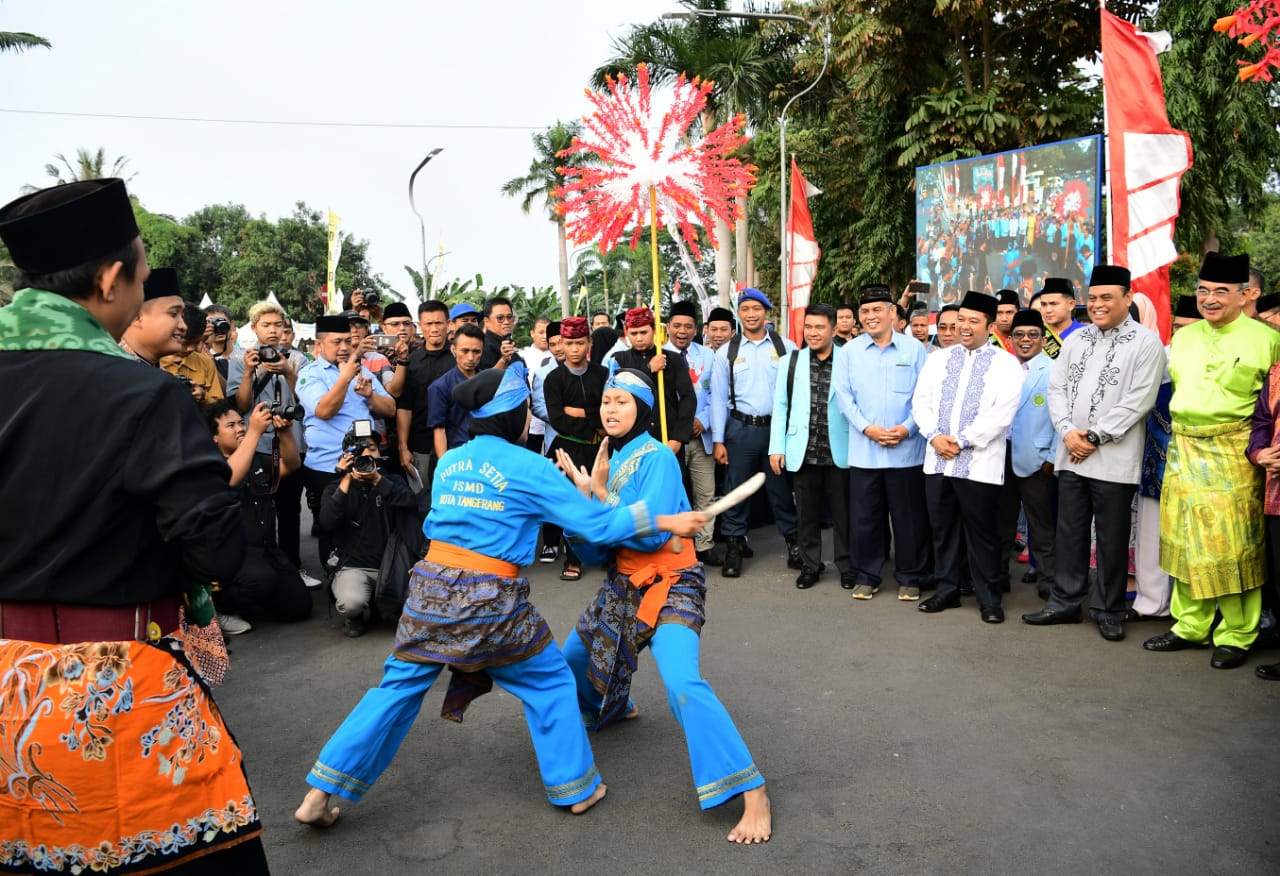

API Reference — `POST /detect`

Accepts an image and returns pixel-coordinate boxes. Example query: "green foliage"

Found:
[0,31,50,54]
[24,148,135,192]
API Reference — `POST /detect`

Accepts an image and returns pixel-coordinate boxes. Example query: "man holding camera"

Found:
[208,400,313,633]
[319,427,418,637]
[479,294,519,370]
[228,300,318,587]
[204,302,239,382]
[297,313,397,573]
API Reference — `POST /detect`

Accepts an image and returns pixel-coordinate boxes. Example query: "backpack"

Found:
[726,329,788,412]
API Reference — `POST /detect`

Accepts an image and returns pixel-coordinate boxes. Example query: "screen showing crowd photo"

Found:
[914,135,1103,311]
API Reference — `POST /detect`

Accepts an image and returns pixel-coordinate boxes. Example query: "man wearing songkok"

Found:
[1247,352,1280,680]
[1146,252,1280,669]
[557,368,771,843]
[1255,291,1280,331]
[666,300,723,565]
[997,309,1059,600]
[990,288,1020,353]
[120,265,187,365]
[1172,294,1203,333]
[710,288,801,578]
[769,304,851,590]
[1022,265,1163,640]
[0,179,270,872]
[544,316,609,581]
[610,306,696,453]
[295,366,707,828]
[703,305,736,352]
[1030,277,1082,359]
[834,283,931,600]
[913,292,1024,622]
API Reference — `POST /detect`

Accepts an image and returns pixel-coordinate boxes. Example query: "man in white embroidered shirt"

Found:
[1023,264,1164,641]
[912,291,1024,623]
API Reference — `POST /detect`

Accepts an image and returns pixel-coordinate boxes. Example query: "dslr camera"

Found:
[361,290,381,308]
[210,316,231,337]
[341,419,379,474]
[269,401,305,421]
[258,345,282,364]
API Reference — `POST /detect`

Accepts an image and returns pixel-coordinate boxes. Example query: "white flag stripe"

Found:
[1124,132,1192,190]
[1127,177,1182,236]
[1128,225,1179,279]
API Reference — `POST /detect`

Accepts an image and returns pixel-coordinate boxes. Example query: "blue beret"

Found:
[737,288,772,310]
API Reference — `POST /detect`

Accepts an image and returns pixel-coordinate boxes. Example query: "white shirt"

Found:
[520,344,553,437]
[912,343,1025,486]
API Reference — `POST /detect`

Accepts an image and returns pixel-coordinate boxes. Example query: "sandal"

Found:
[559,566,582,581]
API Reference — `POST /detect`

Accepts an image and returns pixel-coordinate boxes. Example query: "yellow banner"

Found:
[326,211,342,314]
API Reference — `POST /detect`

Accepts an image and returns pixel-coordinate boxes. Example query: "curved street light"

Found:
[408,148,443,308]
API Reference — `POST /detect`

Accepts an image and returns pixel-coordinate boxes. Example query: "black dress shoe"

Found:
[981,605,1005,624]
[957,582,975,596]
[697,547,723,567]
[1143,631,1209,652]
[1022,570,1039,584]
[785,534,803,570]
[722,538,743,578]
[1022,607,1083,625]
[840,572,857,590]
[740,539,754,558]
[1211,645,1248,669]
[918,593,961,613]
[1096,619,1125,642]
[1255,662,1280,680]
[795,569,820,589]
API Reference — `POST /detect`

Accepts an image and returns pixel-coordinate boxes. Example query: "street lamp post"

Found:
[408,148,443,310]
[661,9,829,334]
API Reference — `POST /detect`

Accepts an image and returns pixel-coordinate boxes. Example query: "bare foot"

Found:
[294,788,341,828]
[625,703,640,720]
[570,782,607,814]
[727,786,771,844]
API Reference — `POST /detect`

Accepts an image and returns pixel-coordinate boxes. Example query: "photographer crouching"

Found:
[208,400,313,633]
[319,421,419,638]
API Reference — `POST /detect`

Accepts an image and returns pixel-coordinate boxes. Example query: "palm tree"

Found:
[23,148,136,192]
[501,121,582,318]
[0,31,50,55]
[592,0,790,303]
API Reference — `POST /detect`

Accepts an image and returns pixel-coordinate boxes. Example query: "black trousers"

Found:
[998,450,1058,591]
[302,466,342,571]
[1048,470,1135,622]
[219,546,313,623]
[925,474,1004,608]
[793,463,851,574]
[848,466,930,588]
[274,465,305,569]
[549,437,599,567]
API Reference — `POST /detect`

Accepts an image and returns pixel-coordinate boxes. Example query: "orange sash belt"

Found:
[615,538,696,628]
[426,541,519,578]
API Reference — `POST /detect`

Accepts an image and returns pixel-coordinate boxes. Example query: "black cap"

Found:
[1199,251,1250,284]
[1010,309,1045,331]
[858,283,893,305]
[668,300,699,321]
[0,178,140,274]
[959,291,998,320]
[996,289,1020,307]
[1257,292,1280,314]
[1090,264,1132,289]
[316,314,350,333]
[382,301,411,321]
[143,267,182,301]
[1040,277,1075,298]
[1174,296,1201,320]
[342,309,369,324]
[706,306,736,327]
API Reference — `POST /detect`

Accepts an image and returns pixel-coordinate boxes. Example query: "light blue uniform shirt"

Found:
[295,355,391,472]
[833,331,927,469]
[666,340,716,453]
[531,358,559,454]
[226,348,306,454]
[1009,352,1058,478]
[710,332,798,443]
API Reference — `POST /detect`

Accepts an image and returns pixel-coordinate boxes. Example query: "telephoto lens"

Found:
[353,454,376,474]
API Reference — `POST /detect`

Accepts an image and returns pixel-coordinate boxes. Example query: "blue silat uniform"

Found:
[307,386,662,809]
[561,417,765,810]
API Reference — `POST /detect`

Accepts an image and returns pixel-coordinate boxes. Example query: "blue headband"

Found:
[603,369,655,409]
[472,362,530,418]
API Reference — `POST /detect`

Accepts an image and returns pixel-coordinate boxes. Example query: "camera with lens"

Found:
[361,290,380,308]
[340,419,379,473]
[269,401,305,421]
[353,454,378,474]
[257,345,282,364]
[210,316,231,337]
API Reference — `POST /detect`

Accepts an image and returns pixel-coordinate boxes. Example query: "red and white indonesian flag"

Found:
[786,158,822,345]
[1101,9,1193,342]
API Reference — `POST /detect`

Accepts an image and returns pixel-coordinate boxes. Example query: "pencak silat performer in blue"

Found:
[556,369,773,844]
[294,364,709,828]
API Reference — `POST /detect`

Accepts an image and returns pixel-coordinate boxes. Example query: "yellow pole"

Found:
[649,185,668,445]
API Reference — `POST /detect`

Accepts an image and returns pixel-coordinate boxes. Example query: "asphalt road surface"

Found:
[216,522,1280,876]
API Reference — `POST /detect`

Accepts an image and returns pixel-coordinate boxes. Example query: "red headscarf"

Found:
[624,307,655,329]
[560,316,589,339]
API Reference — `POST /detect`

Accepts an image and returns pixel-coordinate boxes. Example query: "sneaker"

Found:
[538,543,559,564]
[898,585,921,601]
[299,570,324,590]
[342,617,367,638]
[217,613,252,636]
[851,584,878,600]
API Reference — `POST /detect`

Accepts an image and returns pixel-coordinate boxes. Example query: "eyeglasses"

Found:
[1010,330,1043,340]
[382,319,413,329]
[1194,287,1239,300]
[491,313,516,323]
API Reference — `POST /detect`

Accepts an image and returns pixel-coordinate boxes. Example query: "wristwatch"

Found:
[1085,430,1101,446]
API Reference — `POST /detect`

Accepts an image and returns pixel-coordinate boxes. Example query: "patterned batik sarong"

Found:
[393,558,554,721]
[1160,418,1266,599]
[0,638,265,874]
[574,560,705,730]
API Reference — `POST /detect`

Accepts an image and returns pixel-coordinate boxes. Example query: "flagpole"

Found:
[649,185,669,445]
[1100,0,1113,265]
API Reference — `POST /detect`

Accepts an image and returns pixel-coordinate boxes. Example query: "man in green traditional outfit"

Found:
[1145,252,1280,670]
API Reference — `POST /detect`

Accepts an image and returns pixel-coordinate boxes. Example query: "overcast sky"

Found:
[1,0,681,298]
